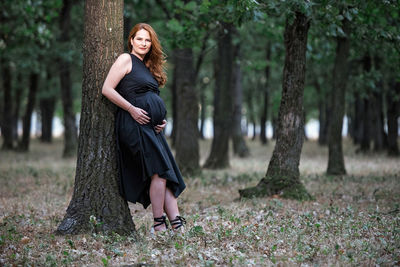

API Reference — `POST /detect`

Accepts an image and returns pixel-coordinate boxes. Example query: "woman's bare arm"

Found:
[102,53,150,124]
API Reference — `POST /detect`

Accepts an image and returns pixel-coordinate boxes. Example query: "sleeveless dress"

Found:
[115,53,185,208]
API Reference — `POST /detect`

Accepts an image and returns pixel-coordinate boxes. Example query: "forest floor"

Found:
[0,138,399,266]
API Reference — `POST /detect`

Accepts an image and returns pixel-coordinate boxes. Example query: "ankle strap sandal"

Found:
[153,215,168,229]
[170,216,186,230]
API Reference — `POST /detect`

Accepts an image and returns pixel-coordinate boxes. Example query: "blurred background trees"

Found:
[1,0,399,164]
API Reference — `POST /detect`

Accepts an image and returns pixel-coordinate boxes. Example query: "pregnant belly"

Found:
[134,92,167,126]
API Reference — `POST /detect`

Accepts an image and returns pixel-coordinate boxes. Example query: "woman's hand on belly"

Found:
[128,105,151,125]
[154,119,167,133]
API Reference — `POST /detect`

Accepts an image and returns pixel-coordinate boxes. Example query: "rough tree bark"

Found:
[231,41,249,157]
[239,12,312,200]
[59,0,78,157]
[387,81,400,156]
[326,19,350,175]
[56,0,134,235]
[204,23,235,169]
[18,73,39,151]
[174,48,200,175]
[1,61,13,150]
[260,43,271,145]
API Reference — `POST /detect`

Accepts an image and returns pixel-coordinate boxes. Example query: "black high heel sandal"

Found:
[170,216,186,231]
[152,215,168,233]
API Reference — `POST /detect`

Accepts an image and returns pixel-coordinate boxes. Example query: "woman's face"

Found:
[131,29,152,59]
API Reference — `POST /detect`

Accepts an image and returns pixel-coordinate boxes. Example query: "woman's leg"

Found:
[150,174,167,231]
[164,187,180,223]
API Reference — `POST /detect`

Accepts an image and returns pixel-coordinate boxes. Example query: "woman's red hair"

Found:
[127,23,167,87]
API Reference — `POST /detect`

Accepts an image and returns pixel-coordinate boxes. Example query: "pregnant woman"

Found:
[102,23,186,233]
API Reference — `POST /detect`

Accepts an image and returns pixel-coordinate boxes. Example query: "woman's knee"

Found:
[151,174,166,185]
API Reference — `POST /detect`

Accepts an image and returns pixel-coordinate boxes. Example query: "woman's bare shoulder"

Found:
[114,53,132,73]
[116,53,131,63]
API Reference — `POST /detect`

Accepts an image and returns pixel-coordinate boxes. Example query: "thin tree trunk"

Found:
[231,42,249,157]
[1,61,13,150]
[18,73,39,151]
[246,88,256,141]
[174,48,200,175]
[170,59,178,143]
[59,0,78,157]
[196,34,210,140]
[199,83,206,139]
[326,19,350,175]
[371,91,386,151]
[353,92,363,145]
[13,72,23,142]
[240,12,312,200]
[260,43,271,145]
[252,121,257,141]
[40,98,55,143]
[387,81,400,156]
[204,23,234,169]
[40,70,56,143]
[315,81,327,145]
[303,110,307,141]
[359,54,372,153]
[56,0,134,235]
[359,97,371,152]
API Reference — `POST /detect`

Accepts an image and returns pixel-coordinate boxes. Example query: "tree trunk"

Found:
[371,91,386,151]
[272,116,277,139]
[387,81,400,156]
[231,42,249,157]
[59,0,78,157]
[204,23,234,169]
[18,73,39,151]
[39,70,56,143]
[260,43,271,145]
[303,110,308,141]
[359,97,371,152]
[170,59,178,143]
[56,0,134,235]
[326,19,350,175]
[40,98,55,143]
[239,12,312,200]
[359,54,372,153]
[199,82,206,139]
[252,120,257,141]
[352,92,363,145]
[1,61,14,150]
[246,88,256,140]
[174,48,200,175]
[315,81,328,145]
[13,72,23,142]
[372,56,387,151]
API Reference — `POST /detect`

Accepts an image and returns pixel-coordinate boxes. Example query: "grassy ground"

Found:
[0,138,399,266]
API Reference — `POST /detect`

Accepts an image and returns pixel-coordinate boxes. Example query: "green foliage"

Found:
[1,0,399,129]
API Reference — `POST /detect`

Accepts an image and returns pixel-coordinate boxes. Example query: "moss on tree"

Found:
[239,174,313,201]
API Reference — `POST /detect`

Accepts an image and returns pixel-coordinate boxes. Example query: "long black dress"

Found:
[115,53,185,208]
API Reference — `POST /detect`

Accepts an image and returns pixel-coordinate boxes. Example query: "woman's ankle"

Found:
[153,215,168,231]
